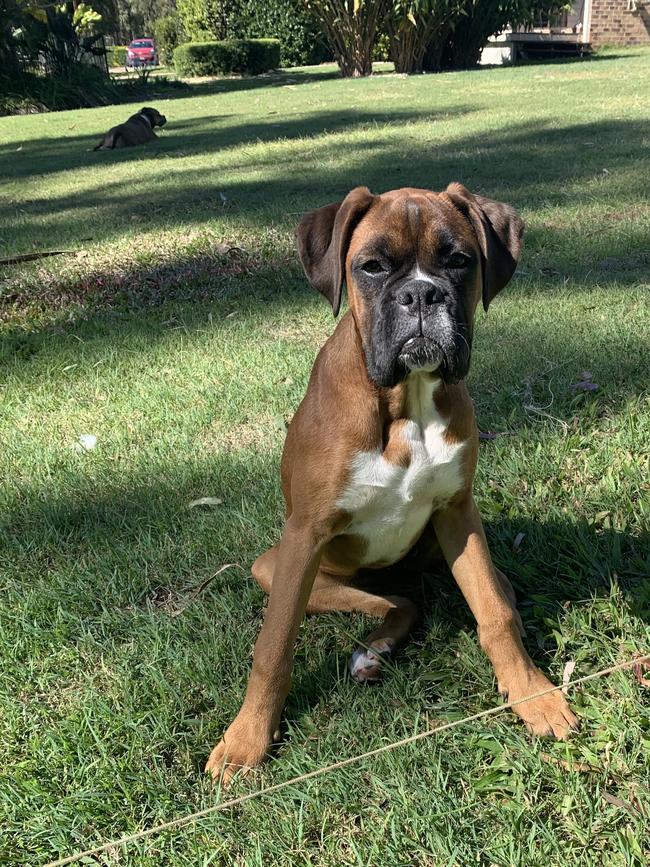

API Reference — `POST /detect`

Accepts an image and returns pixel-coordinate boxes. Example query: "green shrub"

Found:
[153,15,182,65]
[176,0,330,67]
[192,27,216,42]
[174,38,280,76]
[234,0,331,67]
[1,65,119,114]
[108,45,127,67]
[372,32,390,61]
[440,0,568,70]
[244,38,281,74]
[174,40,246,75]
[176,0,227,40]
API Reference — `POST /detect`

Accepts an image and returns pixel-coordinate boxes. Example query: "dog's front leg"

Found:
[206,517,322,783]
[432,495,578,739]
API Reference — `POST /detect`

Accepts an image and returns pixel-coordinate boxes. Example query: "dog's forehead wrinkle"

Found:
[405,199,421,242]
[360,195,440,258]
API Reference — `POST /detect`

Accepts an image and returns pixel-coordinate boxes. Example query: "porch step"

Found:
[515,40,593,61]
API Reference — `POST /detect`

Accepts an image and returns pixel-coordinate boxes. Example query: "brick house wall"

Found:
[588,0,650,45]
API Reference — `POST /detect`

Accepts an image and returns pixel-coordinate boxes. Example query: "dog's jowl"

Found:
[205,183,579,784]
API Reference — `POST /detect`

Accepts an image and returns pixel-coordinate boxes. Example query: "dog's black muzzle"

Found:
[365,277,472,388]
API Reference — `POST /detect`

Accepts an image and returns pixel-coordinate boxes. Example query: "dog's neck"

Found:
[139,112,152,127]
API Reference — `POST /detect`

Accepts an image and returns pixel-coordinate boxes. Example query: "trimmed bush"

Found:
[109,45,127,67]
[174,41,247,75]
[174,38,280,76]
[244,38,281,74]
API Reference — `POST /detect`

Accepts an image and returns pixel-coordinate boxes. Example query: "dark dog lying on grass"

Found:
[93,106,166,151]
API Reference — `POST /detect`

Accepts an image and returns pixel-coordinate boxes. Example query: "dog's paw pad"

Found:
[349,641,394,684]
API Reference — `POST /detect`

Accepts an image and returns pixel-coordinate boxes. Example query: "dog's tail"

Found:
[93,140,104,151]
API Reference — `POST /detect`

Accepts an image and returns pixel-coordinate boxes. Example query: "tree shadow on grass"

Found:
[1,219,648,434]
[0,103,476,184]
[1,114,648,266]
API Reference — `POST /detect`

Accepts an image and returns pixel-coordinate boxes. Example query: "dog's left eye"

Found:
[361,260,386,275]
[447,252,471,269]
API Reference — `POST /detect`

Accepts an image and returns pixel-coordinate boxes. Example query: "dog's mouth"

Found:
[158,116,167,127]
[397,336,442,373]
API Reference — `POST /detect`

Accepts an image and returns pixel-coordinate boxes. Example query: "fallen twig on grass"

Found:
[0,250,75,266]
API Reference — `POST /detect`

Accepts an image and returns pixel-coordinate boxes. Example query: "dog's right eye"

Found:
[361,260,385,275]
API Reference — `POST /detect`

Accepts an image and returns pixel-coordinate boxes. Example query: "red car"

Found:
[126,38,158,68]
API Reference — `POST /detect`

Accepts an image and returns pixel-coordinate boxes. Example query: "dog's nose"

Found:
[395,281,443,316]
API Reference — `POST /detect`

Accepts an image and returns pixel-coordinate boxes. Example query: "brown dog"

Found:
[93,106,166,150]
[206,184,578,783]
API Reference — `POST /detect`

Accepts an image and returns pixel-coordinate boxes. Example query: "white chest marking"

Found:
[337,375,465,566]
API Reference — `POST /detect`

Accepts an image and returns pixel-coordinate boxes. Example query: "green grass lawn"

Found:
[1,50,649,866]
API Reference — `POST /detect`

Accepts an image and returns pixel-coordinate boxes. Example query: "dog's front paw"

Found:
[501,669,579,740]
[205,713,274,785]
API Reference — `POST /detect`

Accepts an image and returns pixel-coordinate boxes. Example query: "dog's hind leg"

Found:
[94,132,116,151]
[252,546,418,684]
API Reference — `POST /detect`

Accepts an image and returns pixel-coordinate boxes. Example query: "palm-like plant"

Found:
[305,0,390,76]
[387,0,462,73]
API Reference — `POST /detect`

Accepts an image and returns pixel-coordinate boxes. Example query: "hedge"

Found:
[108,45,128,67]
[174,38,280,76]
[232,1,331,68]
[245,38,282,74]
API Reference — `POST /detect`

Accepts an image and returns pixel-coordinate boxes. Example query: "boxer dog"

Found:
[93,106,166,150]
[206,183,578,783]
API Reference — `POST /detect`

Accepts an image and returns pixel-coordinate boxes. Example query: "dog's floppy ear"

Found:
[445,183,524,311]
[296,186,375,317]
